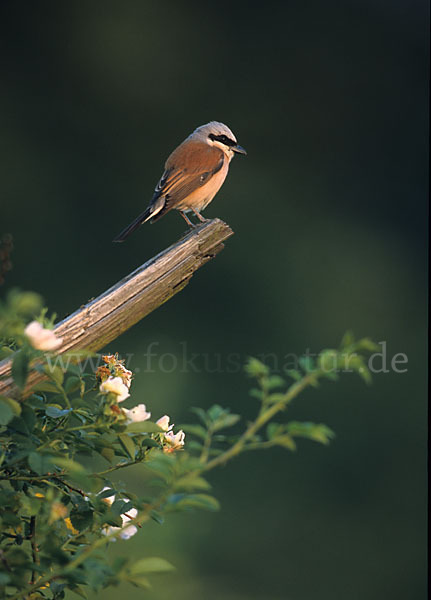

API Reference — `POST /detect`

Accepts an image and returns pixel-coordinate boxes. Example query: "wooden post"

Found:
[0,219,233,398]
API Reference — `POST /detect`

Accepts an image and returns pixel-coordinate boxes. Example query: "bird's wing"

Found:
[149,141,225,218]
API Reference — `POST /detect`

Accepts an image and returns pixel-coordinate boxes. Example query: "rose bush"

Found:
[0,289,378,599]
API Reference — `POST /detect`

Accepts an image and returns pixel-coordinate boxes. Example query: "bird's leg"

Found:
[191,208,208,223]
[179,211,196,228]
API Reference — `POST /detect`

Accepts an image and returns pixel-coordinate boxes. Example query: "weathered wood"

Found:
[0,218,233,398]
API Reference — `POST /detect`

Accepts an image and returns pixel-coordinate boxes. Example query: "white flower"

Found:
[164,429,185,451]
[122,404,151,423]
[119,508,138,539]
[156,415,172,432]
[24,321,63,352]
[99,376,130,402]
[99,489,138,541]
[102,509,138,541]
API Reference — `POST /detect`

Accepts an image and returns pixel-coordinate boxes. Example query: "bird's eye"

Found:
[208,133,236,147]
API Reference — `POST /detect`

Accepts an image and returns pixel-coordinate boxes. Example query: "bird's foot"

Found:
[179,211,196,228]
[191,209,208,224]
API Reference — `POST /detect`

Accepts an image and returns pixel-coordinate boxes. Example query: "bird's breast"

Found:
[177,158,230,212]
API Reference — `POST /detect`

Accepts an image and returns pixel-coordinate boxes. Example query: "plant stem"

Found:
[199,426,214,463]
[202,371,321,473]
[29,516,38,585]
[61,422,107,434]
[58,385,71,409]
[91,459,141,478]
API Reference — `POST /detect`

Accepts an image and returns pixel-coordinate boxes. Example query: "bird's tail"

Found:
[112,208,153,242]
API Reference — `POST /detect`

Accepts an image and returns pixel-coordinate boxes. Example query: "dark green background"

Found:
[0,2,427,599]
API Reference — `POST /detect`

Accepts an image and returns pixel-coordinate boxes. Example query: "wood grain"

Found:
[0,218,233,398]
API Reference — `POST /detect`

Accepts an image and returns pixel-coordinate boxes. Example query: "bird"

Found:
[113,121,246,242]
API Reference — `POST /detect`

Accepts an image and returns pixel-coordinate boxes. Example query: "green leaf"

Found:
[285,369,302,381]
[212,413,241,432]
[322,370,339,381]
[186,440,203,452]
[249,388,265,400]
[0,397,17,425]
[287,421,335,445]
[150,510,164,525]
[273,434,296,451]
[139,437,160,448]
[342,354,372,384]
[267,392,287,404]
[173,475,211,492]
[266,422,284,440]
[105,513,123,527]
[53,457,87,476]
[318,349,339,372]
[97,488,116,500]
[126,421,164,434]
[207,404,226,421]
[21,404,36,430]
[340,330,355,348]
[111,498,134,516]
[1,510,21,526]
[65,376,81,395]
[356,337,381,353]
[189,406,209,426]
[146,454,175,481]
[126,576,151,589]
[20,495,43,517]
[28,452,53,475]
[118,433,136,459]
[32,381,60,393]
[357,365,372,384]
[9,291,43,316]
[299,356,315,373]
[0,346,14,360]
[45,405,72,418]
[52,456,94,490]
[70,585,88,599]
[264,375,285,390]
[0,573,11,585]
[70,508,93,532]
[129,557,175,575]
[100,447,115,463]
[170,493,220,512]
[44,364,64,386]
[12,350,30,390]
[244,357,269,378]
[0,395,22,418]
[179,424,207,440]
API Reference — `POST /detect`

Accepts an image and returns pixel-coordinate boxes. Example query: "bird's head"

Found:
[191,121,247,158]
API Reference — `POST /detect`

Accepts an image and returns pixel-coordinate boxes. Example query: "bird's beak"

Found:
[232,144,247,155]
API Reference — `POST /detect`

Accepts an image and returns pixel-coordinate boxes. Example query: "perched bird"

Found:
[113,121,246,242]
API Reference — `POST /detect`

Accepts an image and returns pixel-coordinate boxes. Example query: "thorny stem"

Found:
[91,458,142,478]
[61,422,110,434]
[29,516,38,585]
[54,477,87,497]
[0,474,85,498]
